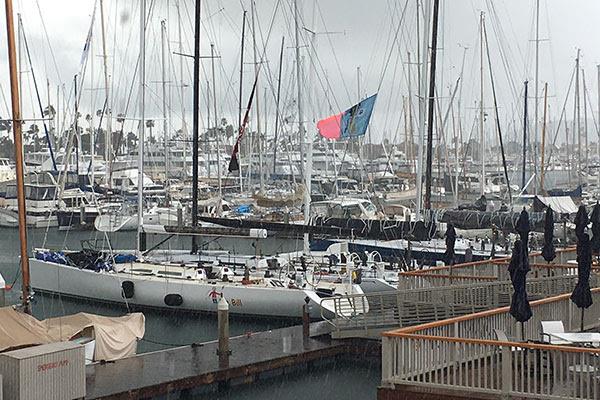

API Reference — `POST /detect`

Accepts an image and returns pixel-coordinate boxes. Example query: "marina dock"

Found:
[85,322,378,399]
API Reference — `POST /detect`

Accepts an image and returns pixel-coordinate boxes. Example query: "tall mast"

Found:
[176,1,187,178]
[540,82,548,192]
[250,1,264,192]
[416,0,430,219]
[137,0,146,254]
[294,0,309,254]
[455,45,468,206]
[533,0,540,195]
[100,0,112,169]
[237,11,247,193]
[5,0,31,314]
[575,49,581,187]
[597,64,600,188]
[423,0,440,211]
[211,43,222,199]
[191,0,201,254]
[407,52,414,169]
[272,36,285,175]
[522,81,528,190]
[583,68,589,174]
[161,20,169,181]
[479,12,485,196]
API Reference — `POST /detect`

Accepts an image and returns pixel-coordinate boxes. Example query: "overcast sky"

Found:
[1,0,600,146]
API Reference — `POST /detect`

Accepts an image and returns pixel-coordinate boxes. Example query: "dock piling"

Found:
[0,272,5,307]
[302,296,310,342]
[217,296,230,369]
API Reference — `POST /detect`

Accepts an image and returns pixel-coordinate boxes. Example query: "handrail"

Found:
[391,333,600,355]
[399,272,497,280]
[384,287,600,336]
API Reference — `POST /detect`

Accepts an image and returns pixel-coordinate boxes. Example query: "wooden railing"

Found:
[321,274,589,338]
[382,288,600,399]
[398,247,579,289]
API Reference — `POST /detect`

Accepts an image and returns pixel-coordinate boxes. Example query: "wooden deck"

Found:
[86,322,350,399]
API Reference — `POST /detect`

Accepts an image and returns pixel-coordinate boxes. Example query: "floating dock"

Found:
[86,322,377,399]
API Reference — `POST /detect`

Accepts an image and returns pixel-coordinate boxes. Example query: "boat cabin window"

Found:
[158,270,183,277]
[361,201,376,214]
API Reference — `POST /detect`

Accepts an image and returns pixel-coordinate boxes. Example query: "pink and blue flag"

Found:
[317,94,377,140]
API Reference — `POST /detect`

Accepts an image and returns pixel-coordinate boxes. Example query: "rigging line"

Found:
[485,1,521,117]
[21,21,57,171]
[292,2,346,120]
[34,0,73,84]
[545,64,576,170]
[314,1,352,105]
[375,0,410,93]
[582,75,600,140]
[483,19,512,203]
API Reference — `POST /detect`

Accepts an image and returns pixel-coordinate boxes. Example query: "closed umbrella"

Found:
[571,232,593,331]
[590,202,600,256]
[574,204,589,241]
[516,208,531,251]
[444,224,456,266]
[508,238,532,338]
[541,206,556,263]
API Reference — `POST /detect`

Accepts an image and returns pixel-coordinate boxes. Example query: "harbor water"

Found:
[0,228,379,399]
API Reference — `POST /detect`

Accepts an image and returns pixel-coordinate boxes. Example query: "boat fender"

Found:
[121,281,135,299]
[164,293,183,307]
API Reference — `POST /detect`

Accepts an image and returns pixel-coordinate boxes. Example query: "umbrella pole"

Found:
[521,321,525,341]
[581,309,585,332]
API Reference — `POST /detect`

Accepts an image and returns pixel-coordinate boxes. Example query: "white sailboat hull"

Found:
[0,208,57,228]
[30,258,365,319]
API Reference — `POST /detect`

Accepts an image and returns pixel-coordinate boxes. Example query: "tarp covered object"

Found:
[43,313,145,361]
[0,307,145,361]
[532,196,577,215]
[0,307,54,352]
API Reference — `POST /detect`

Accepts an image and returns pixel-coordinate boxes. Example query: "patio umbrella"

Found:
[516,208,531,251]
[444,224,456,266]
[541,206,556,263]
[590,202,600,255]
[571,232,593,331]
[574,204,589,241]
[508,238,532,338]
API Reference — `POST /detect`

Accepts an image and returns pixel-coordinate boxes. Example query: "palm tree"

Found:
[146,120,155,143]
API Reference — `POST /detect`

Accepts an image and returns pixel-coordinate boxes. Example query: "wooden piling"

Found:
[217,296,230,369]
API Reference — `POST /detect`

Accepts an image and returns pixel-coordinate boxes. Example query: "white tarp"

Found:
[534,196,578,215]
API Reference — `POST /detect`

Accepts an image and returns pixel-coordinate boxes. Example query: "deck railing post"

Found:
[501,345,512,397]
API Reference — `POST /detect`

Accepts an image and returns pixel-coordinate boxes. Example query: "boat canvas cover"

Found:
[0,307,54,352]
[0,307,145,361]
[533,196,577,215]
[44,313,145,361]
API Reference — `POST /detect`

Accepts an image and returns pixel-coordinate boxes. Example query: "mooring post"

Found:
[0,272,5,307]
[177,206,183,227]
[302,296,310,341]
[217,296,230,369]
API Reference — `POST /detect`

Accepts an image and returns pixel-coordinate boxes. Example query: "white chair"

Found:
[540,321,570,345]
[494,329,520,351]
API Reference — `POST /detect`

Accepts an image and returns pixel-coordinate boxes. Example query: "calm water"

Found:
[0,227,380,399]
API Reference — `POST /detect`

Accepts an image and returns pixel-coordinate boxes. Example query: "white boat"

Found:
[0,158,15,183]
[0,180,57,228]
[30,249,367,319]
[94,202,138,232]
[94,203,183,232]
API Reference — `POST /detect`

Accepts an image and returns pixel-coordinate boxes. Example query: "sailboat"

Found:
[28,0,367,320]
